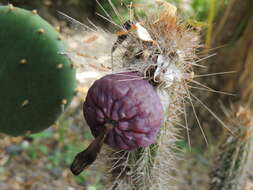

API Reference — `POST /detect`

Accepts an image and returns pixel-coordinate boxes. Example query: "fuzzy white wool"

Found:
[157,88,171,113]
[154,55,183,87]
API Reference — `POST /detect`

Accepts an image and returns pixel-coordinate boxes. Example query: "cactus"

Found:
[104,3,199,189]
[0,5,76,136]
[209,105,253,190]
[64,1,200,189]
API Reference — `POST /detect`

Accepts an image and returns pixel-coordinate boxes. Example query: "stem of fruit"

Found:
[70,123,113,175]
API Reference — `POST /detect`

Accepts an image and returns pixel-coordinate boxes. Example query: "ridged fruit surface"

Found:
[0,6,76,136]
[84,72,164,150]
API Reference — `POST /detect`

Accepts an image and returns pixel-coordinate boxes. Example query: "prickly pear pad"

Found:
[0,6,76,136]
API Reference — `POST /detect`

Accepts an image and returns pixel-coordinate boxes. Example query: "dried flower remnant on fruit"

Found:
[70,123,112,175]
[70,72,164,175]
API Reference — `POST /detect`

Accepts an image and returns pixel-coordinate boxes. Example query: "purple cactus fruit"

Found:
[70,72,163,175]
[84,72,164,150]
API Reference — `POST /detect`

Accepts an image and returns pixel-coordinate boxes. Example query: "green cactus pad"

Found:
[0,5,76,136]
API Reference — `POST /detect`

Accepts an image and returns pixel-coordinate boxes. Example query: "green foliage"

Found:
[191,0,210,21]
[163,0,210,21]
[20,117,103,188]
[231,13,252,43]
[96,0,137,24]
[0,6,76,136]
[96,0,211,25]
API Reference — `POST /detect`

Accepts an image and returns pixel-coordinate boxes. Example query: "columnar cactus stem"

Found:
[64,1,200,189]
[210,105,253,190]
[98,2,201,189]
